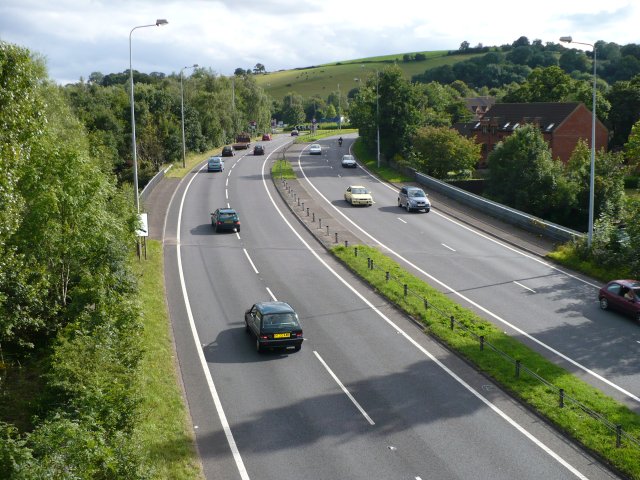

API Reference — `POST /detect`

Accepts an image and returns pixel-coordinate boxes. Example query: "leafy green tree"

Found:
[559,49,590,73]
[281,92,305,125]
[624,119,640,173]
[607,74,640,147]
[486,125,575,222]
[503,66,573,102]
[411,126,481,178]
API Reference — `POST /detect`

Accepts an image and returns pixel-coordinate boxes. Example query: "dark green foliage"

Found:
[411,125,481,178]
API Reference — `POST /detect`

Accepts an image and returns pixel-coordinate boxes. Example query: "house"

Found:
[464,96,496,120]
[454,102,608,167]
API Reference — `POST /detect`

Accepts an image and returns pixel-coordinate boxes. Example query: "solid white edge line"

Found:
[514,281,536,294]
[177,164,250,480]
[265,153,588,479]
[243,248,259,274]
[313,351,375,426]
[297,154,640,404]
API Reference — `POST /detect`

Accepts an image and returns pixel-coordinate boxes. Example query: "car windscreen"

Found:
[261,313,300,331]
[409,190,425,197]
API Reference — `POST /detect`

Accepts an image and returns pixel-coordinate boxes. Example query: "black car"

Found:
[211,208,241,232]
[221,146,234,157]
[253,144,265,155]
[245,302,303,352]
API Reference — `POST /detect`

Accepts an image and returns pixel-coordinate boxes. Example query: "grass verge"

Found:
[332,243,640,479]
[547,243,630,282]
[352,138,413,184]
[272,159,296,180]
[132,239,203,479]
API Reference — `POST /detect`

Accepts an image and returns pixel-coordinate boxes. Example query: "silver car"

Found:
[398,186,430,212]
[341,154,357,168]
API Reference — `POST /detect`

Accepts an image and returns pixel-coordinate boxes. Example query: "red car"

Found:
[598,279,640,322]
[262,133,272,141]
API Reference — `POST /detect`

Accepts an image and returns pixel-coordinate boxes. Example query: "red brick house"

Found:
[454,102,608,167]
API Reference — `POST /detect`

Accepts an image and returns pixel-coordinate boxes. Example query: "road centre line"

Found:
[263,154,588,478]
[397,218,407,224]
[441,243,456,252]
[297,154,639,403]
[514,281,536,293]
[314,351,375,426]
[243,248,259,274]
[176,164,250,480]
[266,287,277,302]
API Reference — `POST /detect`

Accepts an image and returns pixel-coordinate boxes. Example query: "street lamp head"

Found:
[559,36,572,43]
[156,19,168,26]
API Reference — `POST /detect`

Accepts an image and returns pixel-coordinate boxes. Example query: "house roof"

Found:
[478,102,581,132]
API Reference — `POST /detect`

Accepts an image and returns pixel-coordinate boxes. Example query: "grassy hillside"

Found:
[255,50,482,100]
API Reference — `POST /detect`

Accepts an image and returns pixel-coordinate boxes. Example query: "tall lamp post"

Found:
[180,64,198,168]
[560,35,597,247]
[129,19,168,214]
[376,70,380,168]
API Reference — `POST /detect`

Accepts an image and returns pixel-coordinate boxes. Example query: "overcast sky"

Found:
[1,0,638,85]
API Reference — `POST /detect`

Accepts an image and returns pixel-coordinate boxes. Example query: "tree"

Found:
[459,41,470,52]
[624,119,640,173]
[486,125,575,222]
[253,63,266,74]
[607,74,640,147]
[503,66,573,102]
[234,67,246,76]
[411,126,481,178]
[281,92,305,125]
[559,49,590,73]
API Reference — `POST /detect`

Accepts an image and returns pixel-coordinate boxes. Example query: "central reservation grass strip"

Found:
[132,240,203,479]
[332,244,640,479]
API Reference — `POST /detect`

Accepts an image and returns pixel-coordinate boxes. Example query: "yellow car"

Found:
[344,185,373,206]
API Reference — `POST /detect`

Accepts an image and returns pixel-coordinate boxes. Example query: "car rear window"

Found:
[262,313,299,330]
[218,211,236,218]
[352,188,367,194]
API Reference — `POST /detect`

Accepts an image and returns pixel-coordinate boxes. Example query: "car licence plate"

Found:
[224,220,233,223]
[273,332,290,339]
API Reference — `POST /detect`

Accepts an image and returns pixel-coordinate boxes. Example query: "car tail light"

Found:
[260,334,269,340]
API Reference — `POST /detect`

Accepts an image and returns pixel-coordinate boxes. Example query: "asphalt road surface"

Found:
[162,135,620,479]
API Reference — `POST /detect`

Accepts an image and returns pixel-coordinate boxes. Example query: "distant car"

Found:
[221,146,234,157]
[341,154,357,168]
[344,185,373,206]
[245,301,303,352]
[211,208,240,233]
[398,186,431,212]
[291,129,299,136]
[309,144,322,155]
[207,156,224,172]
[598,279,640,322]
[262,133,272,141]
[254,144,265,155]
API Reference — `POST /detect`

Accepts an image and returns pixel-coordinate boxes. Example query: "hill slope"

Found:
[255,50,482,100]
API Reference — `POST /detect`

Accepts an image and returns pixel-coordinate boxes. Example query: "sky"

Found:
[1,0,639,85]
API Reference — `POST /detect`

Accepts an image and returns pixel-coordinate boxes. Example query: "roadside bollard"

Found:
[559,388,565,408]
[423,298,428,309]
[367,257,371,269]
[301,202,304,210]
[450,315,454,329]
[335,232,338,243]
[617,425,622,448]
[479,335,484,351]
[297,197,300,206]
[312,212,315,222]
[515,359,521,378]
[386,272,390,282]
[326,225,329,235]
[354,247,358,257]
[306,208,309,217]
[344,240,348,247]
[319,218,322,228]
[370,259,374,270]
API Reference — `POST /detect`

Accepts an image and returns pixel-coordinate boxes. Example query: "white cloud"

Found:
[0,0,638,84]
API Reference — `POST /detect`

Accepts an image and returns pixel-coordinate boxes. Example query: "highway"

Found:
[162,135,619,479]
[296,135,640,411]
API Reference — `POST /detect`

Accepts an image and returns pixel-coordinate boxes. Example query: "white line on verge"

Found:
[314,351,375,426]
[176,165,250,480]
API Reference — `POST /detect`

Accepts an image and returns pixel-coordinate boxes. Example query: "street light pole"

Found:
[376,70,380,168]
[180,64,198,169]
[129,19,168,214]
[560,36,596,247]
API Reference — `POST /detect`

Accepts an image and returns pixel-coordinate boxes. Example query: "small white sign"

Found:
[137,213,149,237]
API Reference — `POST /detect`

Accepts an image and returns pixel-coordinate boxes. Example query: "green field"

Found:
[255,50,481,101]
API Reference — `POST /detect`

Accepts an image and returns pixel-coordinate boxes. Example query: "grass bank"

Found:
[132,240,203,479]
[332,244,640,479]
